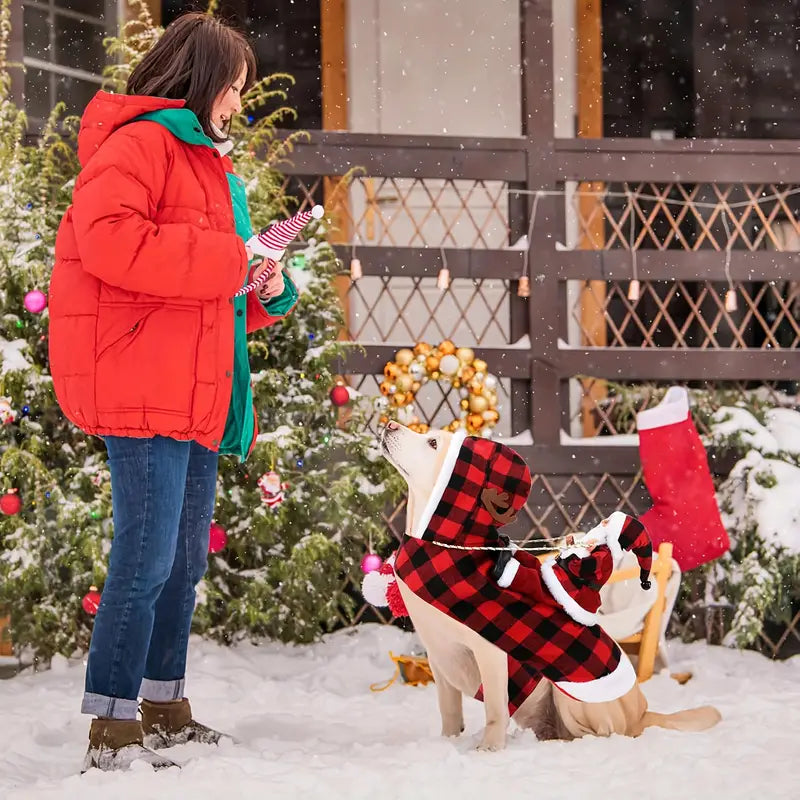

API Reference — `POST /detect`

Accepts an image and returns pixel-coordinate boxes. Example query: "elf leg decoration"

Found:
[636,387,730,572]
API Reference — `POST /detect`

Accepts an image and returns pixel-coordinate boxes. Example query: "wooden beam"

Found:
[576,0,606,437]
[556,348,800,381]
[272,130,529,180]
[327,246,525,279]
[337,346,531,378]
[554,138,800,183]
[322,244,800,283]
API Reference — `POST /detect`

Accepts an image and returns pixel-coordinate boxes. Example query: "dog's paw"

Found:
[476,726,507,752]
[441,722,465,738]
[476,737,506,752]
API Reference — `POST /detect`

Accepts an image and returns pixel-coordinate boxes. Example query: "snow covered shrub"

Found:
[705,404,800,649]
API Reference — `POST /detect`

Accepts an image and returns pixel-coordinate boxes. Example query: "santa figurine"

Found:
[492,511,653,628]
[258,470,288,511]
[0,397,15,425]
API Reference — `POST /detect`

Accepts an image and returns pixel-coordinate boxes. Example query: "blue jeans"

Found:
[82,436,219,720]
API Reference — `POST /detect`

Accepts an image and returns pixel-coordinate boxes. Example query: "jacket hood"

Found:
[412,432,532,545]
[77,91,187,166]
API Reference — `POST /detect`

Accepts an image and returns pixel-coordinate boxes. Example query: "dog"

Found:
[380,421,721,751]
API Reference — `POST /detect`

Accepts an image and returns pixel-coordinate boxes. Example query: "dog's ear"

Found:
[481,487,518,525]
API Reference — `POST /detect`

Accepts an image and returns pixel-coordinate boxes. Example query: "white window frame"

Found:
[20,0,119,125]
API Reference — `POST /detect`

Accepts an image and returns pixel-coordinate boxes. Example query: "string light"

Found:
[627,189,640,302]
[721,211,737,312]
[436,247,450,290]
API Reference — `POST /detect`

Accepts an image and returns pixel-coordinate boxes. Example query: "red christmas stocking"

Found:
[636,386,730,571]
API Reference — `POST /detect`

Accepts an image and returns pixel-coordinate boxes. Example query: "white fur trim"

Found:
[540,558,599,627]
[246,234,285,261]
[361,571,392,607]
[412,431,467,538]
[636,386,689,431]
[213,139,234,157]
[584,511,626,564]
[554,650,637,703]
[497,557,520,588]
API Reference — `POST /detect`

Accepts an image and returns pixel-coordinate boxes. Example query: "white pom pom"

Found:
[311,204,324,219]
[361,571,391,607]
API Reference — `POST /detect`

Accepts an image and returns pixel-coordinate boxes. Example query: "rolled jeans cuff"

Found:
[81,692,139,720]
[139,677,185,702]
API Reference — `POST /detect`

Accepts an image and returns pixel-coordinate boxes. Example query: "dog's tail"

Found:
[641,705,721,732]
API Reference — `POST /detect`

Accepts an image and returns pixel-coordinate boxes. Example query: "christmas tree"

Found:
[0,0,112,660]
[0,0,402,661]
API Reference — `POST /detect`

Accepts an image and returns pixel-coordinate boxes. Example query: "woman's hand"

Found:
[253,259,285,300]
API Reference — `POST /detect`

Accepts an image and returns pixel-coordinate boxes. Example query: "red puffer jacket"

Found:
[49,92,282,451]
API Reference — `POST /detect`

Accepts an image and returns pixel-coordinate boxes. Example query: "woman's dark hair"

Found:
[126,13,256,141]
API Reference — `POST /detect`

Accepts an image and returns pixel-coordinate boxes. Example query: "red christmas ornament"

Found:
[329,383,350,407]
[208,522,227,553]
[82,586,102,615]
[0,491,21,515]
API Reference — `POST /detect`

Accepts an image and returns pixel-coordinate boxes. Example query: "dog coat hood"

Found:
[410,431,532,544]
[394,433,636,711]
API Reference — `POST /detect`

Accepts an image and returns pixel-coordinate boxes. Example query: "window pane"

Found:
[24,68,52,122]
[54,0,106,19]
[55,16,106,73]
[23,6,52,62]
[55,75,99,117]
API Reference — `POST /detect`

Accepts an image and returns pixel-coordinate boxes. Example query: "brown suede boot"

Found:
[141,698,229,749]
[82,718,180,773]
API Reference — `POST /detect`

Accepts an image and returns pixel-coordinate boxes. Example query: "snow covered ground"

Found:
[1,623,797,800]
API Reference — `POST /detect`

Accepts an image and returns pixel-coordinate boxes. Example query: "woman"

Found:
[48,13,298,772]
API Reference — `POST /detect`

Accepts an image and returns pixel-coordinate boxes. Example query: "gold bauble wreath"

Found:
[377,340,500,436]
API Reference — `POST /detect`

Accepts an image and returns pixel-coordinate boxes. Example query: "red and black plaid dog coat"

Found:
[394,431,636,713]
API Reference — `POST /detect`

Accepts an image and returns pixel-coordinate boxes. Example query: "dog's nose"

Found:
[386,420,399,431]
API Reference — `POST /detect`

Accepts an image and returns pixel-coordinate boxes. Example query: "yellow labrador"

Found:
[381,422,721,751]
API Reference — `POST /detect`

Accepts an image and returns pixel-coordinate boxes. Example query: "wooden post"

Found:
[521,0,561,447]
[576,0,607,437]
[321,0,353,429]
[320,0,352,346]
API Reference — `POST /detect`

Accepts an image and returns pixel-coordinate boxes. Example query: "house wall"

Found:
[343,0,579,435]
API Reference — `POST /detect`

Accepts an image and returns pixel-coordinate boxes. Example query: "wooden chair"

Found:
[604,541,674,682]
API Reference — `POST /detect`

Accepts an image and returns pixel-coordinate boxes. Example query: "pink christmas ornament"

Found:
[24,290,47,313]
[360,552,383,574]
